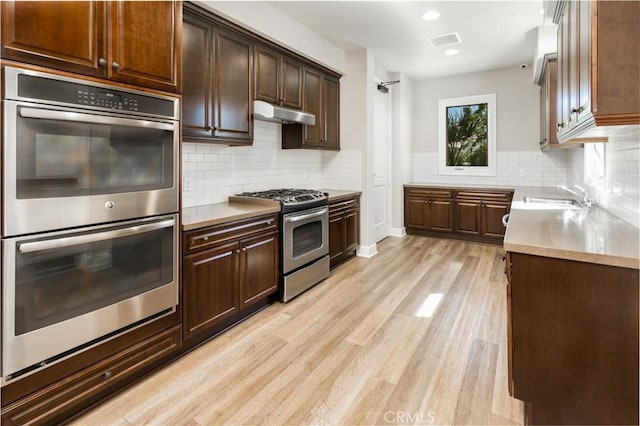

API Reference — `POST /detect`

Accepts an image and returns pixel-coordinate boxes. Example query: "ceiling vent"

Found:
[428,32,462,47]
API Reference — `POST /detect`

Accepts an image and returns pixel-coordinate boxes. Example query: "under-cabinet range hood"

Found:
[253,100,315,126]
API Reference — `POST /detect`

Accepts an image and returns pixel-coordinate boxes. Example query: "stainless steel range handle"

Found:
[284,206,328,223]
[19,107,175,131]
[18,219,175,253]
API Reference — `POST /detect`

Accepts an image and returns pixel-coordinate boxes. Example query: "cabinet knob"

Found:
[242,247,247,252]
[112,62,120,71]
[202,236,209,241]
[103,370,112,379]
[235,249,240,254]
[557,122,566,129]
[205,126,212,131]
[98,58,107,67]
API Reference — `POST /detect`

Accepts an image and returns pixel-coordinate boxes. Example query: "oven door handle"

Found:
[19,107,175,131]
[284,207,328,223]
[18,219,175,253]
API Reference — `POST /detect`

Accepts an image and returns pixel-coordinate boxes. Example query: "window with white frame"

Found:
[438,93,496,176]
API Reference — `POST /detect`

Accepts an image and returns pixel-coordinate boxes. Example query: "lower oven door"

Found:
[282,206,329,274]
[1,214,178,383]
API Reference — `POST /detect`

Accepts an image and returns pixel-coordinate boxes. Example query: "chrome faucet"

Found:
[556,184,595,207]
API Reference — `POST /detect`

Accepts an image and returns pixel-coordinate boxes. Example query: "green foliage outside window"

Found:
[445,103,488,167]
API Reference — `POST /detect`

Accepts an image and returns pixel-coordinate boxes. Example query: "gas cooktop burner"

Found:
[233,188,328,211]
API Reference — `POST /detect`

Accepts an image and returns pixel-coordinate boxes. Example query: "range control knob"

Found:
[105,201,115,209]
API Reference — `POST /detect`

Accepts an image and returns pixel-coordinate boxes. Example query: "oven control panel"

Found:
[76,89,140,111]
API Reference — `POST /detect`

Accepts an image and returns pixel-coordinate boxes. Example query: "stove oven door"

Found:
[282,206,329,274]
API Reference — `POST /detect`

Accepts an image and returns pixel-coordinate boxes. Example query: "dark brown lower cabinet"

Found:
[405,186,512,244]
[328,196,360,268]
[182,213,279,343]
[1,325,182,426]
[506,252,639,425]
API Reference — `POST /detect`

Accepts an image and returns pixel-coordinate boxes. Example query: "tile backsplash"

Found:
[413,150,567,187]
[181,121,363,208]
[182,121,323,208]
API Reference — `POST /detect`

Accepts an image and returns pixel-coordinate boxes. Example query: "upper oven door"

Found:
[282,206,329,274]
[3,101,178,236]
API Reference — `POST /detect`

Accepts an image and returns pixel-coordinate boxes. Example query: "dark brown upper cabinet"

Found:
[554,0,639,143]
[1,1,181,93]
[282,67,341,150]
[254,45,302,109]
[182,6,253,145]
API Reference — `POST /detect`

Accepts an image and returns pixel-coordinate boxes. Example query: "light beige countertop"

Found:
[405,182,515,191]
[321,189,362,202]
[505,186,640,269]
[182,198,281,231]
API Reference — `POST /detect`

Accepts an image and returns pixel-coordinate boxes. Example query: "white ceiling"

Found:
[268,1,544,80]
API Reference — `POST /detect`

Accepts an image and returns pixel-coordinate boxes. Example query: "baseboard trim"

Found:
[389,227,406,238]
[356,244,378,258]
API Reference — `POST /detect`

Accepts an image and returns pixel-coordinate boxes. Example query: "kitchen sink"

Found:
[511,196,584,210]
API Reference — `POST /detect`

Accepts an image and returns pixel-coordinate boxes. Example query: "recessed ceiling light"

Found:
[445,49,459,56]
[422,10,440,21]
[539,8,545,14]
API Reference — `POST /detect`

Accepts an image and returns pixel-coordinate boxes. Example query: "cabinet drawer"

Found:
[405,188,452,199]
[329,197,360,214]
[456,190,513,202]
[2,326,181,426]
[184,214,279,254]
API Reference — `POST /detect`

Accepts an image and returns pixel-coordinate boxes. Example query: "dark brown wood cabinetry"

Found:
[329,195,360,268]
[405,186,513,244]
[282,69,340,150]
[554,0,640,142]
[182,6,253,145]
[505,252,639,425]
[254,45,302,109]
[1,1,181,93]
[182,214,279,342]
[404,187,453,233]
[182,3,341,149]
[1,314,182,425]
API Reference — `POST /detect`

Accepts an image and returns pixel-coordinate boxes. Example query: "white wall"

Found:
[410,65,569,187]
[413,66,540,153]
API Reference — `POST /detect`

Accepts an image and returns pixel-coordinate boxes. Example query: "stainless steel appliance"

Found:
[2,214,178,382]
[1,67,180,384]
[2,66,179,236]
[231,189,330,302]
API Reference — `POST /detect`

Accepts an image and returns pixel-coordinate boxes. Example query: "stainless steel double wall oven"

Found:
[1,67,180,384]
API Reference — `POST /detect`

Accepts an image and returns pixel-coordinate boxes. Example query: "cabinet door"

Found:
[482,202,510,238]
[182,13,214,140]
[240,232,278,308]
[213,29,253,143]
[281,57,303,109]
[557,8,571,134]
[455,200,481,235]
[567,0,580,129]
[303,67,324,145]
[577,0,591,123]
[183,242,239,338]
[329,212,346,262]
[405,198,428,229]
[1,1,106,77]
[344,208,359,253]
[254,46,280,105]
[428,200,453,232]
[323,75,340,149]
[109,1,181,92]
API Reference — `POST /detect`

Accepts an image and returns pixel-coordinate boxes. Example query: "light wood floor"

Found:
[72,235,524,425]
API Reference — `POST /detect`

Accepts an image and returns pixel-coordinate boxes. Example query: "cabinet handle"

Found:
[112,62,120,71]
[98,58,107,67]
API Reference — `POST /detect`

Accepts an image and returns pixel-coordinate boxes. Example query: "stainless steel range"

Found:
[231,189,330,302]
